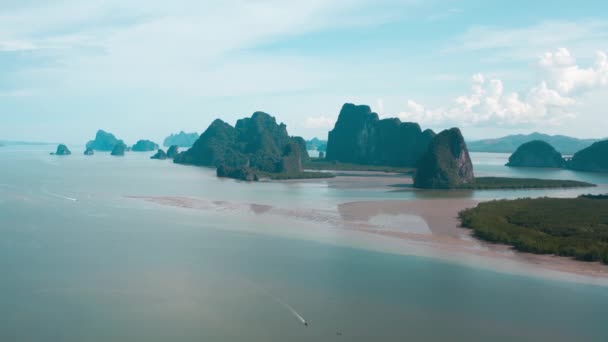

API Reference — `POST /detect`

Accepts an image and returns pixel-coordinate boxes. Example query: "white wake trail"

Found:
[40,186,77,202]
[271,295,308,326]
[244,279,309,326]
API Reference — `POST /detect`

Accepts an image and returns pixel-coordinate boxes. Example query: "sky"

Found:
[1,0,608,144]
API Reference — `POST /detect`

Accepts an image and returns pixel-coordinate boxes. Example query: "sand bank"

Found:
[127,195,608,285]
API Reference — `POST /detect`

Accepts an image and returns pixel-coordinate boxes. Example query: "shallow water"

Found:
[1,146,608,341]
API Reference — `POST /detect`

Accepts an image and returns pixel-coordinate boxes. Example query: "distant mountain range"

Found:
[467,133,604,155]
[0,140,54,146]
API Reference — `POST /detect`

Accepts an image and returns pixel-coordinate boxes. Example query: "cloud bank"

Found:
[399,49,607,127]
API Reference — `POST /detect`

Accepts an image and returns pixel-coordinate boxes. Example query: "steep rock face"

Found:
[86,130,120,151]
[326,104,378,164]
[84,147,94,155]
[163,131,199,148]
[175,112,306,177]
[166,145,179,159]
[290,136,310,163]
[131,140,159,152]
[326,103,434,166]
[506,140,565,168]
[150,149,167,160]
[174,119,241,166]
[280,141,303,174]
[54,144,71,155]
[569,140,608,172]
[111,141,127,156]
[216,164,258,182]
[414,128,475,189]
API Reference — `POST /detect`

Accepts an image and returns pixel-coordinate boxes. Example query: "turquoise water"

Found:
[1,146,608,341]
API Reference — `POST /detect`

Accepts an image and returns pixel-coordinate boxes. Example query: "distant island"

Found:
[306,138,327,152]
[505,140,608,173]
[460,195,608,264]
[174,112,330,181]
[131,140,159,152]
[86,130,121,151]
[506,140,565,168]
[468,132,601,154]
[151,145,180,160]
[50,144,71,156]
[569,140,608,173]
[163,131,199,148]
[326,103,435,167]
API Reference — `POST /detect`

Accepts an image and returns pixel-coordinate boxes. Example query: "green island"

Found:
[303,158,414,174]
[459,196,608,264]
[456,177,594,190]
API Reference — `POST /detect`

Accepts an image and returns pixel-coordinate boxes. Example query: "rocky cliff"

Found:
[166,145,179,159]
[326,103,434,166]
[53,144,71,155]
[175,112,307,180]
[86,130,120,151]
[414,128,475,189]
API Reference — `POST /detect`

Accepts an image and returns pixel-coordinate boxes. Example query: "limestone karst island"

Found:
[3,1,608,341]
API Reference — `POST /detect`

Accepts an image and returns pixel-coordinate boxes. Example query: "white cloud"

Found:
[304,115,335,129]
[539,48,608,94]
[398,49,606,127]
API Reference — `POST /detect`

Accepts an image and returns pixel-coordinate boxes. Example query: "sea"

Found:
[1,145,607,341]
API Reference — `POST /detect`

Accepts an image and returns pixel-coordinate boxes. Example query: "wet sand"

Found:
[127,193,608,285]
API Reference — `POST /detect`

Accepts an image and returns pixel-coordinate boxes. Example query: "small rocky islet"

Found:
[50,144,71,155]
[131,140,159,152]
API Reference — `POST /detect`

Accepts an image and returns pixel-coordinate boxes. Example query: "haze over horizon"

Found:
[1,0,608,144]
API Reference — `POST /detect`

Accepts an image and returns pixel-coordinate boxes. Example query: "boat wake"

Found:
[270,294,308,326]
[243,279,309,327]
[40,186,77,202]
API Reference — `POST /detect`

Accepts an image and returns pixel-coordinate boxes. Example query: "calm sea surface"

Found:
[1,146,607,341]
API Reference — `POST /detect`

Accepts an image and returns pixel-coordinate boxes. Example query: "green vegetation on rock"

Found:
[174,112,311,181]
[326,103,435,167]
[414,128,474,189]
[506,140,565,168]
[459,196,608,264]
[568,140,608,173]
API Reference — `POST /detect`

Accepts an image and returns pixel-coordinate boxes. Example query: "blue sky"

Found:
[1,0,607,144]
